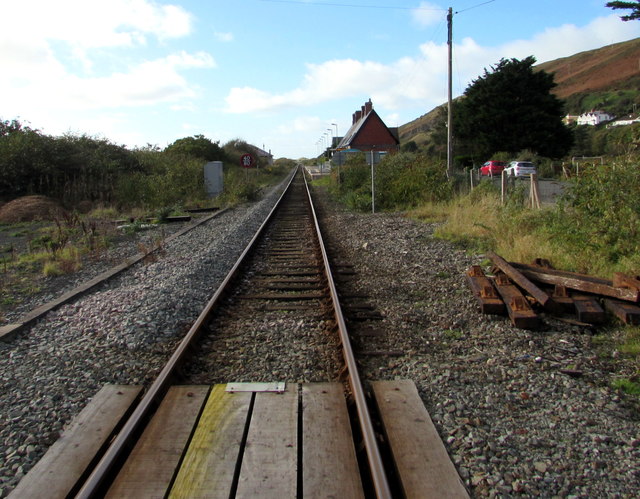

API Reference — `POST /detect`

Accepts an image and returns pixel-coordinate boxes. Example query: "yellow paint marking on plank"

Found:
[169,384,252,499]
[106,385,210,498]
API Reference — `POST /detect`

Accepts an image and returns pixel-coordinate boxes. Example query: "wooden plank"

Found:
[10,385,141,499]
[169,385,252,499]
[488,252,559,311]
[549,285,575,312]
[465,266,505,315]
[235,386,298,498]
[510,262,639,302]
[492,273,540,329]
[573,295,606,324]
[613,272,640,292]
[302,383,364,498]
[106,386,210,498]
[604,299,640,325]
[371,380,469,499]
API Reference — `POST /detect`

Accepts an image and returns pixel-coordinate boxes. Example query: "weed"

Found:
[406,202,449,223]
[89,206,120,219]
[122,220,153,235]
[619,327,640,357]
[43,261,63,277]
[434,271,452,279]
[443,329,464,340]
[137,242,158,264]
[612,378,640,396]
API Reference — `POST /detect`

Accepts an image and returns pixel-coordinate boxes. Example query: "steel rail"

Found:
[75,168,298,498]
[75,166,392,497]
[303,173,392,499]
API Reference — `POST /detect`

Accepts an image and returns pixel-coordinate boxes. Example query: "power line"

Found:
[258,0,445,11]
[455,0,496,15]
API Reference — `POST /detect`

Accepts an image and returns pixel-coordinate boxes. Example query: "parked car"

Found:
[504,161,537,177]
[480,160,507,176]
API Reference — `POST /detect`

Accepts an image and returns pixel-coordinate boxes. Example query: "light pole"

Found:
[332,122,338,137]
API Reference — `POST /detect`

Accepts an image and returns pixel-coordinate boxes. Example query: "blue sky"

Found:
[2,0,639,159]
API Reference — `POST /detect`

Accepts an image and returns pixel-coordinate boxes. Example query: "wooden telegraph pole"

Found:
[447,7,453,179]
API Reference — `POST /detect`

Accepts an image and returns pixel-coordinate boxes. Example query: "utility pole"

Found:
[447,7,453,179]
[371,148,375,214]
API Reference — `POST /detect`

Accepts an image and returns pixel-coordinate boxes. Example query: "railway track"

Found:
[75,166,393,497]
[11,167,467,498]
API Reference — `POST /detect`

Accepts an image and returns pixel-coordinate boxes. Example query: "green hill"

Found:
[399,37,640,146]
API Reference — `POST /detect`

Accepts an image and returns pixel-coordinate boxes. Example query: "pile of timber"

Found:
[466,252,640,329]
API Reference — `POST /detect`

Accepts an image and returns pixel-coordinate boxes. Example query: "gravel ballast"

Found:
[0,179,289,497]
[314,187,639,498]
[1,174,639,497]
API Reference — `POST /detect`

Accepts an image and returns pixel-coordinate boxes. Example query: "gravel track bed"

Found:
[1,175,639,498]
[0,178,290,497]
[313,186,639,498]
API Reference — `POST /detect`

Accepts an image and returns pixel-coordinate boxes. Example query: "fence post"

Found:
[530,174,541,209]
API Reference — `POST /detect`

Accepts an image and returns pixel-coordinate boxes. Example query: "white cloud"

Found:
[214,31,234,42]
[1,0,192,48]
[276,116,325,135]
[1,51,215,120]
[499,14,640,64]
[0,0,210,121]
[224,14,640,117]
[412,1,446,28]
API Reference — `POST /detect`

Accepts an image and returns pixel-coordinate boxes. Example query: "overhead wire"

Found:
[258,0,444,11]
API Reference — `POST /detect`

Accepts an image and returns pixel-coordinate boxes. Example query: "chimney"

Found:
[352,112,357,124]
[361,105,366,116]
[365,99,372,115]
[355,110,362,122]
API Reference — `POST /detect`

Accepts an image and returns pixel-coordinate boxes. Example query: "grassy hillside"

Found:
[399,37,640,146]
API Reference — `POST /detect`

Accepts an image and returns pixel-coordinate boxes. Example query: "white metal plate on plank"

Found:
[225,382,286,393]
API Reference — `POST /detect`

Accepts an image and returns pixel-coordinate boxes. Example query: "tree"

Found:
[606,1,640,21]
[164,135,226,161]
[454,56,573,160]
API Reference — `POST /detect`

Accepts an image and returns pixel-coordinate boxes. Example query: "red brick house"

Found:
[334,99,399,164]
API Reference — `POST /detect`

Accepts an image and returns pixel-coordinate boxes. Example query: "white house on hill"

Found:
[576,110,614,126]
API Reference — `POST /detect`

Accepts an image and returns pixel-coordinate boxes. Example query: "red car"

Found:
[480,160,507,176]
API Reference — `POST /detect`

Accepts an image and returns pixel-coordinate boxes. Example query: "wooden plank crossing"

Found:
[302,383,364,499]
[106,385,210,498]
[234,387,298,497]
[10,384,142,499]
[14,381,468,498]
[169,385,253,498]
[371,380,469,498]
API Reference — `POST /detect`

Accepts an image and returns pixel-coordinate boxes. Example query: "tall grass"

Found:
[430,158,640,278]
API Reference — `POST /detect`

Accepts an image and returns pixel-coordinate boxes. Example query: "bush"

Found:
[332,152,453,212]
[548,158,640,273]
[115,150,208,209]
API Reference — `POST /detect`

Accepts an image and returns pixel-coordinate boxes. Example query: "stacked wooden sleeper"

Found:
[466,252,640,329]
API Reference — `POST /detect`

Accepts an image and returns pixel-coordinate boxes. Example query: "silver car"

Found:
[504,161,537,177]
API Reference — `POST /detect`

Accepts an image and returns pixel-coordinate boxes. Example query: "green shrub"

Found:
[331,152,453,212]
[550,159,640,273]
